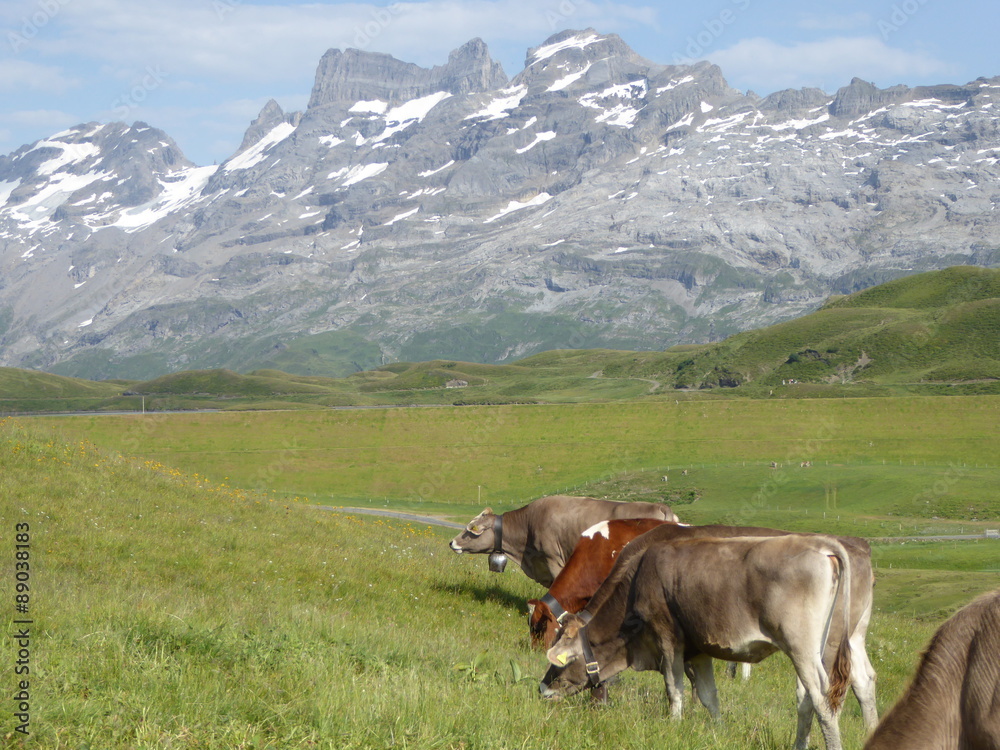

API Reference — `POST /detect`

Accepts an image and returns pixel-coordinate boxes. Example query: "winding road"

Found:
[312,505,464,529]
[312,505,997,543]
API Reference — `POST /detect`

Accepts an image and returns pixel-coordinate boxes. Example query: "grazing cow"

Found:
[527,518,672,647]
[528,521,879,734]
[449,495,677,587]
[864,586,1000,750]
[541,533,855,750]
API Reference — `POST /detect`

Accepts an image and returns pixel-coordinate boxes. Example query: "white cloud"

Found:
[707,36,957,93]
[796,12,872,31]
[0,109,80,152]
[36,0,658,84]
[0,109,79,129]
[0,60,78,93]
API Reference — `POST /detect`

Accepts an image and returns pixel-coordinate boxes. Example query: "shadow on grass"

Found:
[433,579,529,613]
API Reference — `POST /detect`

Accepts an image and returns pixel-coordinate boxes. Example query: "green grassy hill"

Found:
[0,367,129,412]
[3,267,999,413]
[606,266,1000,392]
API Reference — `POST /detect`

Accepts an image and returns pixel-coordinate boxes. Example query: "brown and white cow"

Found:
[527,520,879,732]
[527,517,672,648]
[449,495,677,587]
[540,532,855,750]
[864,586,1000,750]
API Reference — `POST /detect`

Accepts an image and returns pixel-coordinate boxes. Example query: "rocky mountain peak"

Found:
[307,38,507,110]
[514,28,659,89]
[1,29,998,379]
[829,77,912,118]
[759,87,830,114]
[437,37,509,96]
[238,99,301,152]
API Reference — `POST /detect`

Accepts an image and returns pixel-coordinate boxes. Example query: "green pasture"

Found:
[2,417,997,749]
[34,397,1000,538]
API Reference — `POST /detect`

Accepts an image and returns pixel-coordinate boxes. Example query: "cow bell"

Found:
[488,551,508,573]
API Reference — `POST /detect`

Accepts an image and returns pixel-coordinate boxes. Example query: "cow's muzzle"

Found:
[539,681,562,700]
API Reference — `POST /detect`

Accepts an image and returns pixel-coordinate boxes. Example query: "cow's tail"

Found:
[825,539,852,712]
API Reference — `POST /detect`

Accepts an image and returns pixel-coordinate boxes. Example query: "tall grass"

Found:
[36,397,1000,525]
[0,418,979,749]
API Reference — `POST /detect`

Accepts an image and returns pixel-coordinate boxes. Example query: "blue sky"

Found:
[2,0,997,166]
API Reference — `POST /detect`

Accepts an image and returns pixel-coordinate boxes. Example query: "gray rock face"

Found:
[308,37,508,109]
[1,29,999,378]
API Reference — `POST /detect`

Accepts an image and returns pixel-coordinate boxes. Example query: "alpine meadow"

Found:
[3,12,1000,750]
[3,383,999,747]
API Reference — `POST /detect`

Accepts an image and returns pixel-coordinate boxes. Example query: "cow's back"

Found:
[960,589,1000,748]
[634,535,847,661]
[513,496,674,586]
[553,518,672,602]
[865,587,1000,750]
[524,495,674,560]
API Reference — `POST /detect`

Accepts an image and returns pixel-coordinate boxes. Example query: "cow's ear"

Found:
[527,599,540,617]
[560,616,583,639]
[546,643,578,668]
[466,509,493,535]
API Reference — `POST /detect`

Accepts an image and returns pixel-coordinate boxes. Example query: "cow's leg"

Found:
[793,677,814,750]
[724,661,752,680]
[793,657,843,750]
[850,632,878,733]
[688,655,719,719]
[660,652,686,719]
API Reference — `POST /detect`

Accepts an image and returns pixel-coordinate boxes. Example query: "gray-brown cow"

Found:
[864,586,1000,750]
[541,533,854,750]
[449,495,677,587]
[528,520,878,733]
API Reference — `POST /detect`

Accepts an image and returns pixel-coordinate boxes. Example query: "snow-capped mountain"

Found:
[2,29,999,378]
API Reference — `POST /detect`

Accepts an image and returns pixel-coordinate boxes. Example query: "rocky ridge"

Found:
[1,29,998,378]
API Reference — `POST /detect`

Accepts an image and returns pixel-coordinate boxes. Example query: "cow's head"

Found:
[527,599,560,649]
[539,614,590,699]
[449,508,497,554]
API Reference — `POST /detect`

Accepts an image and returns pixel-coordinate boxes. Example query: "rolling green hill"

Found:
[605,266,1000,392]
[2,267,999,413]
[0,367,129,412]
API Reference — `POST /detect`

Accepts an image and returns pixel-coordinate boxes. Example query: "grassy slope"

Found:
[37,396,1000,535]
[603,267,1000,390]
[1,418,993,748]
[0,367,128,412]
[4,268,1000,413]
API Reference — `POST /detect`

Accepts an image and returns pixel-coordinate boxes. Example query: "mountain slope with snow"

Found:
[1,29,999,378]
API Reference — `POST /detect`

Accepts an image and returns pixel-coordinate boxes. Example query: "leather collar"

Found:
[540,593,566,621]
[576,610,600,688]
[580,624,601,688]
[492,514,503,553]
